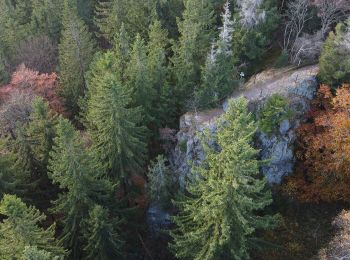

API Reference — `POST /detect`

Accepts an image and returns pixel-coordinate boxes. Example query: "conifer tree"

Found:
[94,0,126,42]
[85,56,147,180]
[83,205,123,259]
[49,117,114,259]
[22,246,53,260]
[170,98,277,260]
[27,97,56,174]
[195,1,239,109]
[0,140,20,198]
[147,155,176,209]
[31,0,63,41]
[126,34,154,123]
[94,0,157,42]
[147,20,175,127]
[171,0,215,109]
[0,194,66,259]
[59,0,95,117]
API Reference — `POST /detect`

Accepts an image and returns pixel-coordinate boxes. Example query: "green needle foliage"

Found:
[170,98,278,260]
[58,0,95,117]
[49,117,114,259]
[0,194,66,259]
[85,51,147,181]
[147,20,175,127]
[319,19,350,87]
[83,204,123,259]
[22,246,55,260]
[259,94,291,135]
[171,0,215,110]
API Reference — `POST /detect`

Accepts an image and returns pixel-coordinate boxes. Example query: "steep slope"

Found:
[169,65,319,186]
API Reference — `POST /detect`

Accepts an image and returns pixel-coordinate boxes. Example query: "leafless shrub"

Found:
[319,210,350,260]
[12,35,58,73]
[283,0,311,54]
[290,31,323,65]
[314,0,350,37]
[0,90,34,138]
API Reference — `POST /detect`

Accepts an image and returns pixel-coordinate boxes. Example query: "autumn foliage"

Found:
[0,64,66,115]
[286,84,350,202]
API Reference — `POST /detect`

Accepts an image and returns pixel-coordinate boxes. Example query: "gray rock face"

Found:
[169,65,319,186]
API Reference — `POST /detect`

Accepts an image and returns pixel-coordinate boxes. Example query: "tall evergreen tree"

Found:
[170,98,277,259]
[147,20,175,127]
[49,117,114,259]
[171,0,215,110]
[0,140,20,198]
[195,1,239,109]
[83,204,123,259]
[26,97,56,174]
[126,34,154,123]
[0,194,66,259]
[94,0,157,43]
[59,0,95,117]
[85,55,147,180]
[22,246,53,260]
[30,0,63,41]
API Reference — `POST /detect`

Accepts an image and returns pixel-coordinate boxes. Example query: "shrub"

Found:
[259,94,291,134]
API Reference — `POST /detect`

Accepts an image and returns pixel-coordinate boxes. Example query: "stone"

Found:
[169,65,319,186]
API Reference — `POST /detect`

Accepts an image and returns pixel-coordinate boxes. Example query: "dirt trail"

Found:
[181,65,319,127]
[231,64,319,101]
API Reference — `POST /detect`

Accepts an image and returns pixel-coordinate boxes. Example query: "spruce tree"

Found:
[319,19,350,86]
[85,55,147,180]
[30,0,63,41]
[49,117,114,259]
[0,194,66,259]
[22,246,54,260]
[26,97,56,174]
[147,20,175,127]
[0,140,20,198]
[195,1,239,109]
[126,34,154,123]
[171,0,215,110]
[94,0,156,42]
[59,0,95,117]
[170,98,277,260]
[94,0,126,42]
[83,205,123,259]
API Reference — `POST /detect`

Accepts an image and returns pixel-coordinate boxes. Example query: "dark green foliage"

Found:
[147,155,177,209]
[147,20,175,127]
[94,0,157,43]
[126,34,154,123]
[171,0,215,110]
[83,205,123,259]
[49,117,114,259]
[232,0,280,74]
[170,98,277,259]
[259,94,291,135]
[195,2,239,109]
[0,140,21,198]
[274,50,289,68]
[319,20,350,86]
[31,0,63,42]
[22,246,54,260]
[85,52,147,180]
[0,194,66,259]
[59,0,95,117]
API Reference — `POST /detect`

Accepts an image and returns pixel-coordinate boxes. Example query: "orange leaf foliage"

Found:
[0,64,67,116]
[286,84,350,202]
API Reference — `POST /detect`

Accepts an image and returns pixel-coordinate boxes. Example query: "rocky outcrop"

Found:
[169,65,319,186]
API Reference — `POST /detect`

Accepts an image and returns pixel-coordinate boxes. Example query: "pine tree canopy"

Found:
[0,194,66,259]
[169,97,278,260]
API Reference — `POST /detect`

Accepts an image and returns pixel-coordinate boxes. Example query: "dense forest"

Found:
[0,0,350,259]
